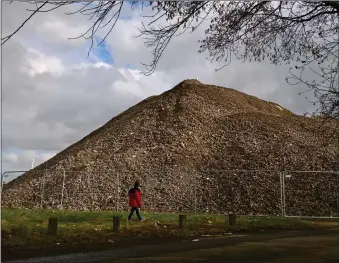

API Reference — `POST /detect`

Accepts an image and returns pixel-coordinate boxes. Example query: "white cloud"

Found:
[37,20,88,42]
[25,48,65,76]
[3,153,19,164]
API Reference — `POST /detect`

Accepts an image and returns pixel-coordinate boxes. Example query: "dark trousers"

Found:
[128,207,142,221]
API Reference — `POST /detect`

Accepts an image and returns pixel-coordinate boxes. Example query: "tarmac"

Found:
[3,228,338,263]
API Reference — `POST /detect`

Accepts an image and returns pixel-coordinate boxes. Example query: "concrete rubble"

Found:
[2,80,338,216]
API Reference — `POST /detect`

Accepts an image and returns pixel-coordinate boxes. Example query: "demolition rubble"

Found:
[2,80,338,216]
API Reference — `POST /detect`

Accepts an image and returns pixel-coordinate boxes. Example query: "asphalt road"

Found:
[3,229,339,263]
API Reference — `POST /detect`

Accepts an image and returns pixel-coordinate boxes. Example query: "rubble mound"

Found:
[2,80,338,216]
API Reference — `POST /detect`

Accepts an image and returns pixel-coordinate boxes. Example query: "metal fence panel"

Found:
[195,170,282,216]
[2,169,338,218]
[283,171,339,217]
[61,170,118,211]
[41,169,65,209]
[1,170,49,209]
[116,169,196,213]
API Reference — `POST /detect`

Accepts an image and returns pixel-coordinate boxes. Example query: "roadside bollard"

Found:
[228,213,237,226]
[113,216,120,233]
[47,217,58,236]
[179,214,187,229]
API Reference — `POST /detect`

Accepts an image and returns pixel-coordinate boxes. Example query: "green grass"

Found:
[1,208,338,259]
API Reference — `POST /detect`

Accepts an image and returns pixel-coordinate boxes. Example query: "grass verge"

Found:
[1,208,338,260]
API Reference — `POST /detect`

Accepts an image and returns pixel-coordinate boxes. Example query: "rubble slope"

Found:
[2,79,338,216]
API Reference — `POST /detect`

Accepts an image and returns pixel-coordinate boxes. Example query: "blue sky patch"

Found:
[127,0,143,9]
[92,37,114,65]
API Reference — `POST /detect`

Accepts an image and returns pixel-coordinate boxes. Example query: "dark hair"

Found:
[134,180,140,188]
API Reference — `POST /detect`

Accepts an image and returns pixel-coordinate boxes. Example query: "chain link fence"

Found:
[1,169,338,218]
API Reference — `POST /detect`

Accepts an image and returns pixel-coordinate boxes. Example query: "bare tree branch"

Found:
[1,1,48,45]
[2,1,339,119]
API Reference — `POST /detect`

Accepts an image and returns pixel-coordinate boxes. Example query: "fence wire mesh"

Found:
[61,170,117,211]
[283,171,339,217]
[195,170,281,215]
[42,169,65,209]
[1,169,338,218]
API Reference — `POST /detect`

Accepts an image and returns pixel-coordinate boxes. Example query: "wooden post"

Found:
[179,214,186,229]
[213,215,217,223]
[228,213,236,226]
[113,216,120,233]
[47,217,58,235]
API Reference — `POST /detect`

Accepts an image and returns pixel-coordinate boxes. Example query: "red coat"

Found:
[128,187,142,208]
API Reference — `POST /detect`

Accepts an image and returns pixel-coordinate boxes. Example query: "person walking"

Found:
[128,180,143,221]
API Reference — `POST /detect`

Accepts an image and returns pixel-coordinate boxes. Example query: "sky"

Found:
[1,1,319,182]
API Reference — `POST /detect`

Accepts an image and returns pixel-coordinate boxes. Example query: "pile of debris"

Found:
[2,80,338,216]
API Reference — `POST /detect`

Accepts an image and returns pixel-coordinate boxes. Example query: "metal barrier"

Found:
[282,170,339,218]
[1,168,338,218]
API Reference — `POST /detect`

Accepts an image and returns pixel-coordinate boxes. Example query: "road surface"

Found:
[3,229,339,263]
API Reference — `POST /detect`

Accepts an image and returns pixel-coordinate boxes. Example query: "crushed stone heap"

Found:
[2,79,338,216]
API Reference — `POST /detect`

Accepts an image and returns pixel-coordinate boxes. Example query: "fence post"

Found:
[60,169,66,210]
[40,170,46,209]
[116,173,120,212]
[194,174,197,214]
[279,172,285,218]
[0,172,5,195]
[283,171,286,217]
[280,171,286,218]
[47,217,58,235]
